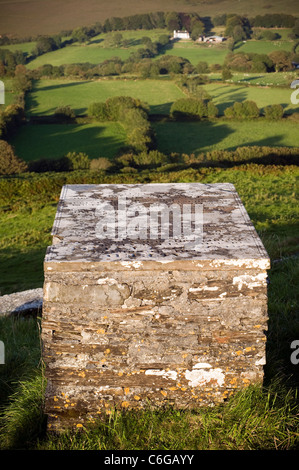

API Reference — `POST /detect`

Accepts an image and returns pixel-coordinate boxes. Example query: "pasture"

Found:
[153,119,299,155]
[203,82,299,115]
[23,27,296,70]
[26,43,133,70]
[26,78,185,115]
[11,122,127,161]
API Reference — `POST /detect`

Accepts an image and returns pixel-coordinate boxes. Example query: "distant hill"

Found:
[0,0,298,36]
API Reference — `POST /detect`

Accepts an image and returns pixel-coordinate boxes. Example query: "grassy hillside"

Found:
[203,83,299,115]
[24,29,295,70]
[153,119,299,155]
[11,122,127,161]
[26,78,185,116]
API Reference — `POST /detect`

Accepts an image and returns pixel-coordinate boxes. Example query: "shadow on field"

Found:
[224,133,291,151]
[153,120,234,154]
[27,81,90,116]
[11,122,126,161]
[211,87,249,114]
[36,81,89,93]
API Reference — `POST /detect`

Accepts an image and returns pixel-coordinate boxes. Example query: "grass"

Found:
[0,41,37,56]
[0,165,298,449]
[217,71,299,87]
[26,29,168,70]
[10,122,127,161]
[0,202,56,294]
[11,117,299,164]
[26,44,133,69]
[234,38,294,55]
[158,41,229,66]
[153,119,299,155]
[24,27,296,71]
[203,82,299,115]
[26,78,185,116]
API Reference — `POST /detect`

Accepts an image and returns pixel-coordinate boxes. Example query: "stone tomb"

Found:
[42,183,270,431]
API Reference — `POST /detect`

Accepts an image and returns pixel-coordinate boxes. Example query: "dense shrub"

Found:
[132,150,169,168]
[224,100,260,119]
[222,67,233,80]
[64,152,90,170]
[88,96,154,152]
[0,104,25,138]
[54,106,76,121]
[90,157,114,172]
[105,96,147,120]
[170,98,207,120]
[27,157,69,173]
[0,140,27,175]
[88,102,109,121]
[207,101,219,118]
[224,52,274,73]
[263,104,284,120]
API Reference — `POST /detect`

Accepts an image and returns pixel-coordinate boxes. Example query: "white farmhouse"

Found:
[173,30,190,40]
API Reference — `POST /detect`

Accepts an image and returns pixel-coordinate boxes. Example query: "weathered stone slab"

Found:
[41,183,270,431]
[0,288,43,316]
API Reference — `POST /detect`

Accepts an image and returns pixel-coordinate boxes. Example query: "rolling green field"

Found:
[23,28,295,70]
[26,44,133,69]
[11,122,127,161]
[203,82,299,115]
[27,77,299,118]
[25,29,168,70]
[8,75,298,163]
[153,119,299,155]
[11,118,299,163]
[27,78,185,115]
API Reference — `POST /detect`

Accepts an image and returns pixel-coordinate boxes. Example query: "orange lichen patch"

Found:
[134,395,141,401]
[97,329,105,334]
[161,390,167,397]
[124,387,130,395]
[121,401,130,408]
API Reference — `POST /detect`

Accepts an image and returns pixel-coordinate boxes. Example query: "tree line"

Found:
[1,11,298,46]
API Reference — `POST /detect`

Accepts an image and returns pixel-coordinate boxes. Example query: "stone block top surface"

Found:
[44,183,270,270]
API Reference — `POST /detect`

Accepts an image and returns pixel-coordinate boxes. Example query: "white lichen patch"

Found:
[145,369,177,381]
[185,367,225,387]
[120,261,143,269]
[233,273,267,291]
